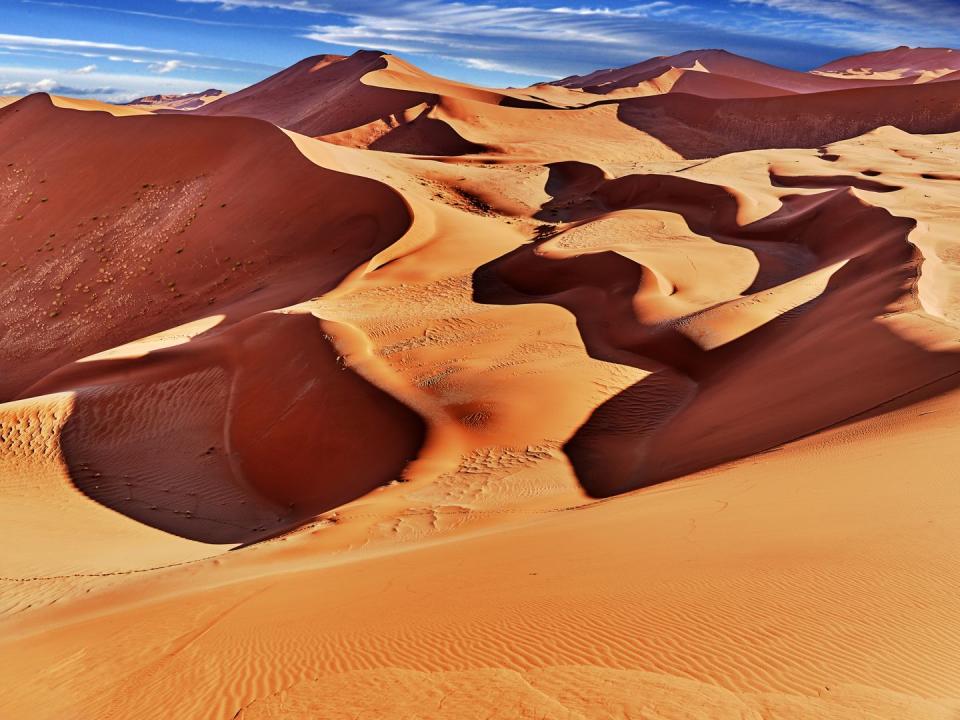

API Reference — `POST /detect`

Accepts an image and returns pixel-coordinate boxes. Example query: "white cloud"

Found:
[547,3,674,18]
[0,64,243,102]
[0,32,198,57]
[2,78,57,93]
[454,57,562,78]
[177,0,329,12]
[731,0,960,45]
[149,59,183,74]
[0,77,121,96]
[74,64,97,73]
[0,32,277,76]
[31,78,59,91]
[24,1,298,30]
[188,0,668,48]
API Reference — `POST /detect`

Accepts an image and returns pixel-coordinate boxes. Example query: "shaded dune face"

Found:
[33,313,426,544]
[618,80,960,158]
[815,46,960,76]
[198,52,434,137]
[475,170,960,496]
[369,115,487,155]
[196,51,485,155]
[0,94,411,399]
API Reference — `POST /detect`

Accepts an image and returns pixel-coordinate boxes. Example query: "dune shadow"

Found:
[474,166,960,497]
[615,82,960,158]
[53,312,426,544]
[370,115,487,156]
[769,169,901,193]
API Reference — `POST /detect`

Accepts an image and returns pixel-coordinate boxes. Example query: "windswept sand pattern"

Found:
[2,44,960,720]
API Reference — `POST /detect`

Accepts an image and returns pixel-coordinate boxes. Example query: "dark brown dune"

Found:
[0,93,410,399]
[196,51,434,138]
[125,89,224,112]
[618,79,960,157]
[668,70,797,98]
[194,51,493,154]
[816,46,960,76]
[26,312,426,544]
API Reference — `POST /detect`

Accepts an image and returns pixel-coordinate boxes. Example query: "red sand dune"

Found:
[125,88,225,112]
[2,46,960,720]
[618,78,960,157]
[816,45,960,78]
[195,50,542,154]
[196,52,435,140]
[550,48,921,96]
[0,93,409,397]
[26,311,425,544]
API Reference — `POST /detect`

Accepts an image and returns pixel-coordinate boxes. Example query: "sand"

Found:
[1,45,960,719]
[814,46,960,81]
[125,89,225,112]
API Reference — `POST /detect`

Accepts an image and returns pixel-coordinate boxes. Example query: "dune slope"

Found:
[619,79,960,157]
[0,93,410,398]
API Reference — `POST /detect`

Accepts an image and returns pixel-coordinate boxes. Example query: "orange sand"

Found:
[2,45,960,719]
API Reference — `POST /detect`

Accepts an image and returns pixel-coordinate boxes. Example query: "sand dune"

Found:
[190,49,960,164]
[2,45,960,719]
[0,93,409,398]
[126,89,225,112]
[815,46,960,80]
[618,79,960,157]
[195,51,557,154]
[550,48,923,97]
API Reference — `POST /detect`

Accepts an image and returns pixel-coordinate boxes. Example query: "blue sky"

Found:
[1,0,958,101]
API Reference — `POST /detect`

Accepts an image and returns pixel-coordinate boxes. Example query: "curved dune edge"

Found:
[476,154,960,493]
[0,94,150,116]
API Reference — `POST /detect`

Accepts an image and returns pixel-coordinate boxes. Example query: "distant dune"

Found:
[815,45,960,80]
[2,45,960,720]
[125,88,225,112]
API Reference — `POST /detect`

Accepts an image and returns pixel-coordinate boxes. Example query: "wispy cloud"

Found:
[149,59,183,74]
[73,64,97,74]
[0,32,277,74]
[452,57,563,78]
[731,0,960,47]
[1,77,118,96]
[0,64,243,103]
[6,0,959,96]
[176,0,330,12]
[0,32,199,57]
[178,0,960,79]
[24,0,300,29]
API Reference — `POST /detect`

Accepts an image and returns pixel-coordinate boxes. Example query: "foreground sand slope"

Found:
[1,47,960,719]
[4,382,960,719]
